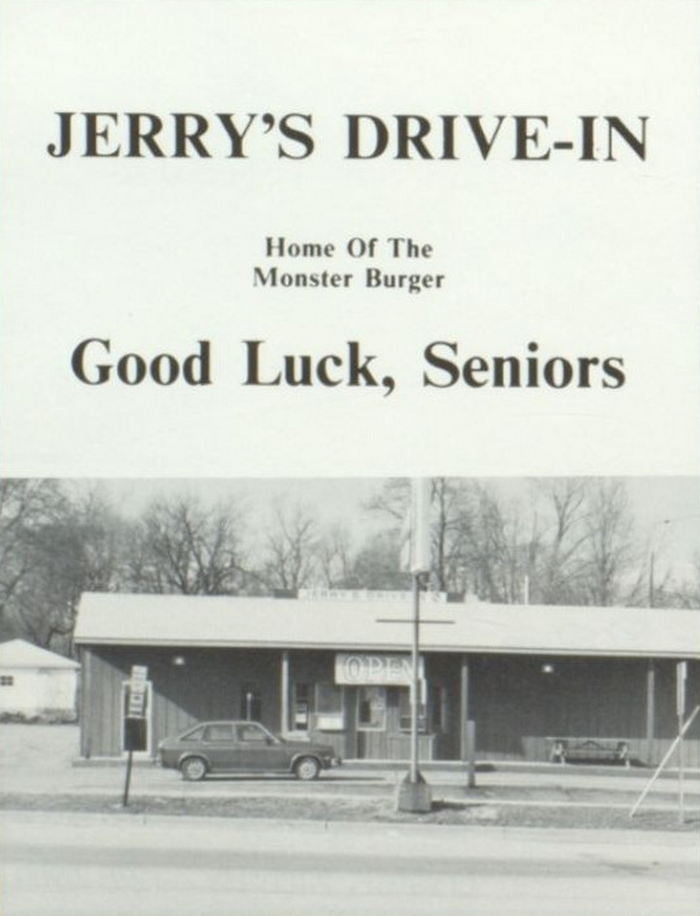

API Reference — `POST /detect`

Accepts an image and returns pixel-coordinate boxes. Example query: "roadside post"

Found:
[374,480,456,813]
[397,480,433,813]
[630,702,699,820]
[676,661,687,824]
[465,720,477,789]
[122,664,148,807]
[393,572,433,812]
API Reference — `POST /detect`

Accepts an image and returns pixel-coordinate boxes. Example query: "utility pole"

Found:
[676,661,687,824]
[409,571,422,784]
[397,479,433,813]
[376,584,455,813]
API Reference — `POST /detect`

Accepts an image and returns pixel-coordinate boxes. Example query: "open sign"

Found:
[335,653,424,685]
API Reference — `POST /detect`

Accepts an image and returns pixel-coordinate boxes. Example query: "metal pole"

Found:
[466,720,476,789]
[281,650,290,733]
[678,712,685,824]
[676,660,687,824]
[459,656,469,760]
[410,572,420,783]
[122,749,133,807]
[645,660,655,763]
[630,705,700,817]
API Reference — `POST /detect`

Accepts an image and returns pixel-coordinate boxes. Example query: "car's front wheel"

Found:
[180,756,208,781]
[294,756,320,781]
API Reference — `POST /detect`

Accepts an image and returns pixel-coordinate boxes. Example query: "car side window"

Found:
[237,723,269,743]
[203,724,235,742]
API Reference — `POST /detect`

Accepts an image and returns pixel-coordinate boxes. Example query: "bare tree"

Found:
[316,523,354,588]
[125,495,246,595]
[343,530,410,590]
[12,519,85,650]
[261,502,319,592]
[527,479,590,604]
[0,480,66,627]
[364,478,409,523]
[456,485,526,603]
[6,486,125,651]
[365,477,530,598]
[659,553,700,608]
[580,479,635,606]
[431,478,475,593]
[361,476,644,607]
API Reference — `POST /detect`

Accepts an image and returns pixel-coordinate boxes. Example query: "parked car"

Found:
[158,720,342,781]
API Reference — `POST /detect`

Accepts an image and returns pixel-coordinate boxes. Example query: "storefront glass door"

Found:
[356,686,387,757]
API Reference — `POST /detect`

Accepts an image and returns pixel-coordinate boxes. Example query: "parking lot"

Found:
[2,724,699,825]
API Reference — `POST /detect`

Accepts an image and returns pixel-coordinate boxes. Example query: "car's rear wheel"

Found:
[294,756,320,781]
[181,756,208,781]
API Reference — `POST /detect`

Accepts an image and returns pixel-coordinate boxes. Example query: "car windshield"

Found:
[256,723,281,743]
[180,725,206,741]
[257,724,285,744]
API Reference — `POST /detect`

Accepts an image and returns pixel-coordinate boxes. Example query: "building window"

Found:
[357,686,386,730]
[315,683,344,730]
[0,675,14,687]
[240,684,262,721]
[293,682,311,730]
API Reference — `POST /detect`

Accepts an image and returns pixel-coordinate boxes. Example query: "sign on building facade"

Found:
[335,653,424,686]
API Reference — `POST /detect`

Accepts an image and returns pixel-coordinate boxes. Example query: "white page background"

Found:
[1,0,699,478]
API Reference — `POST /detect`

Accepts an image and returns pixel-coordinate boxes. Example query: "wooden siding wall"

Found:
[287,649,334,690]
[425,654,463,759]
[468,655,700,766]
[81,646,281,757]
[80,645,700,765]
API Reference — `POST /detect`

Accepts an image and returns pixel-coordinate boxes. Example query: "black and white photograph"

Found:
[0,476,698,913]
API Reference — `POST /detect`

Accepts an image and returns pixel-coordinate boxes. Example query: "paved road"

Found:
[1,812,698,916]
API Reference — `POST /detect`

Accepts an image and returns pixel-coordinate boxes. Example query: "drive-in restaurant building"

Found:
[73,590,700,766]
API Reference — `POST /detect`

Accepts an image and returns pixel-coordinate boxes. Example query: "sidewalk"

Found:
[2,724,699,814]
[6,754,700,812]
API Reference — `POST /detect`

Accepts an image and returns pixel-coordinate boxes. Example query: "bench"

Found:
[547,737,630,767]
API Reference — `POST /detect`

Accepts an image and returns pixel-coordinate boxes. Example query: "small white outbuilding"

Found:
[0,639,79,721]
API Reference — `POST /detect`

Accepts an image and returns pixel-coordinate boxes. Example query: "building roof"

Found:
[74,592,700,659]
[0,638,80,669]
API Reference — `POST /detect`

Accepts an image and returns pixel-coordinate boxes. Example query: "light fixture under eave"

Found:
[541,663,555,675]
[172,655,186,667]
